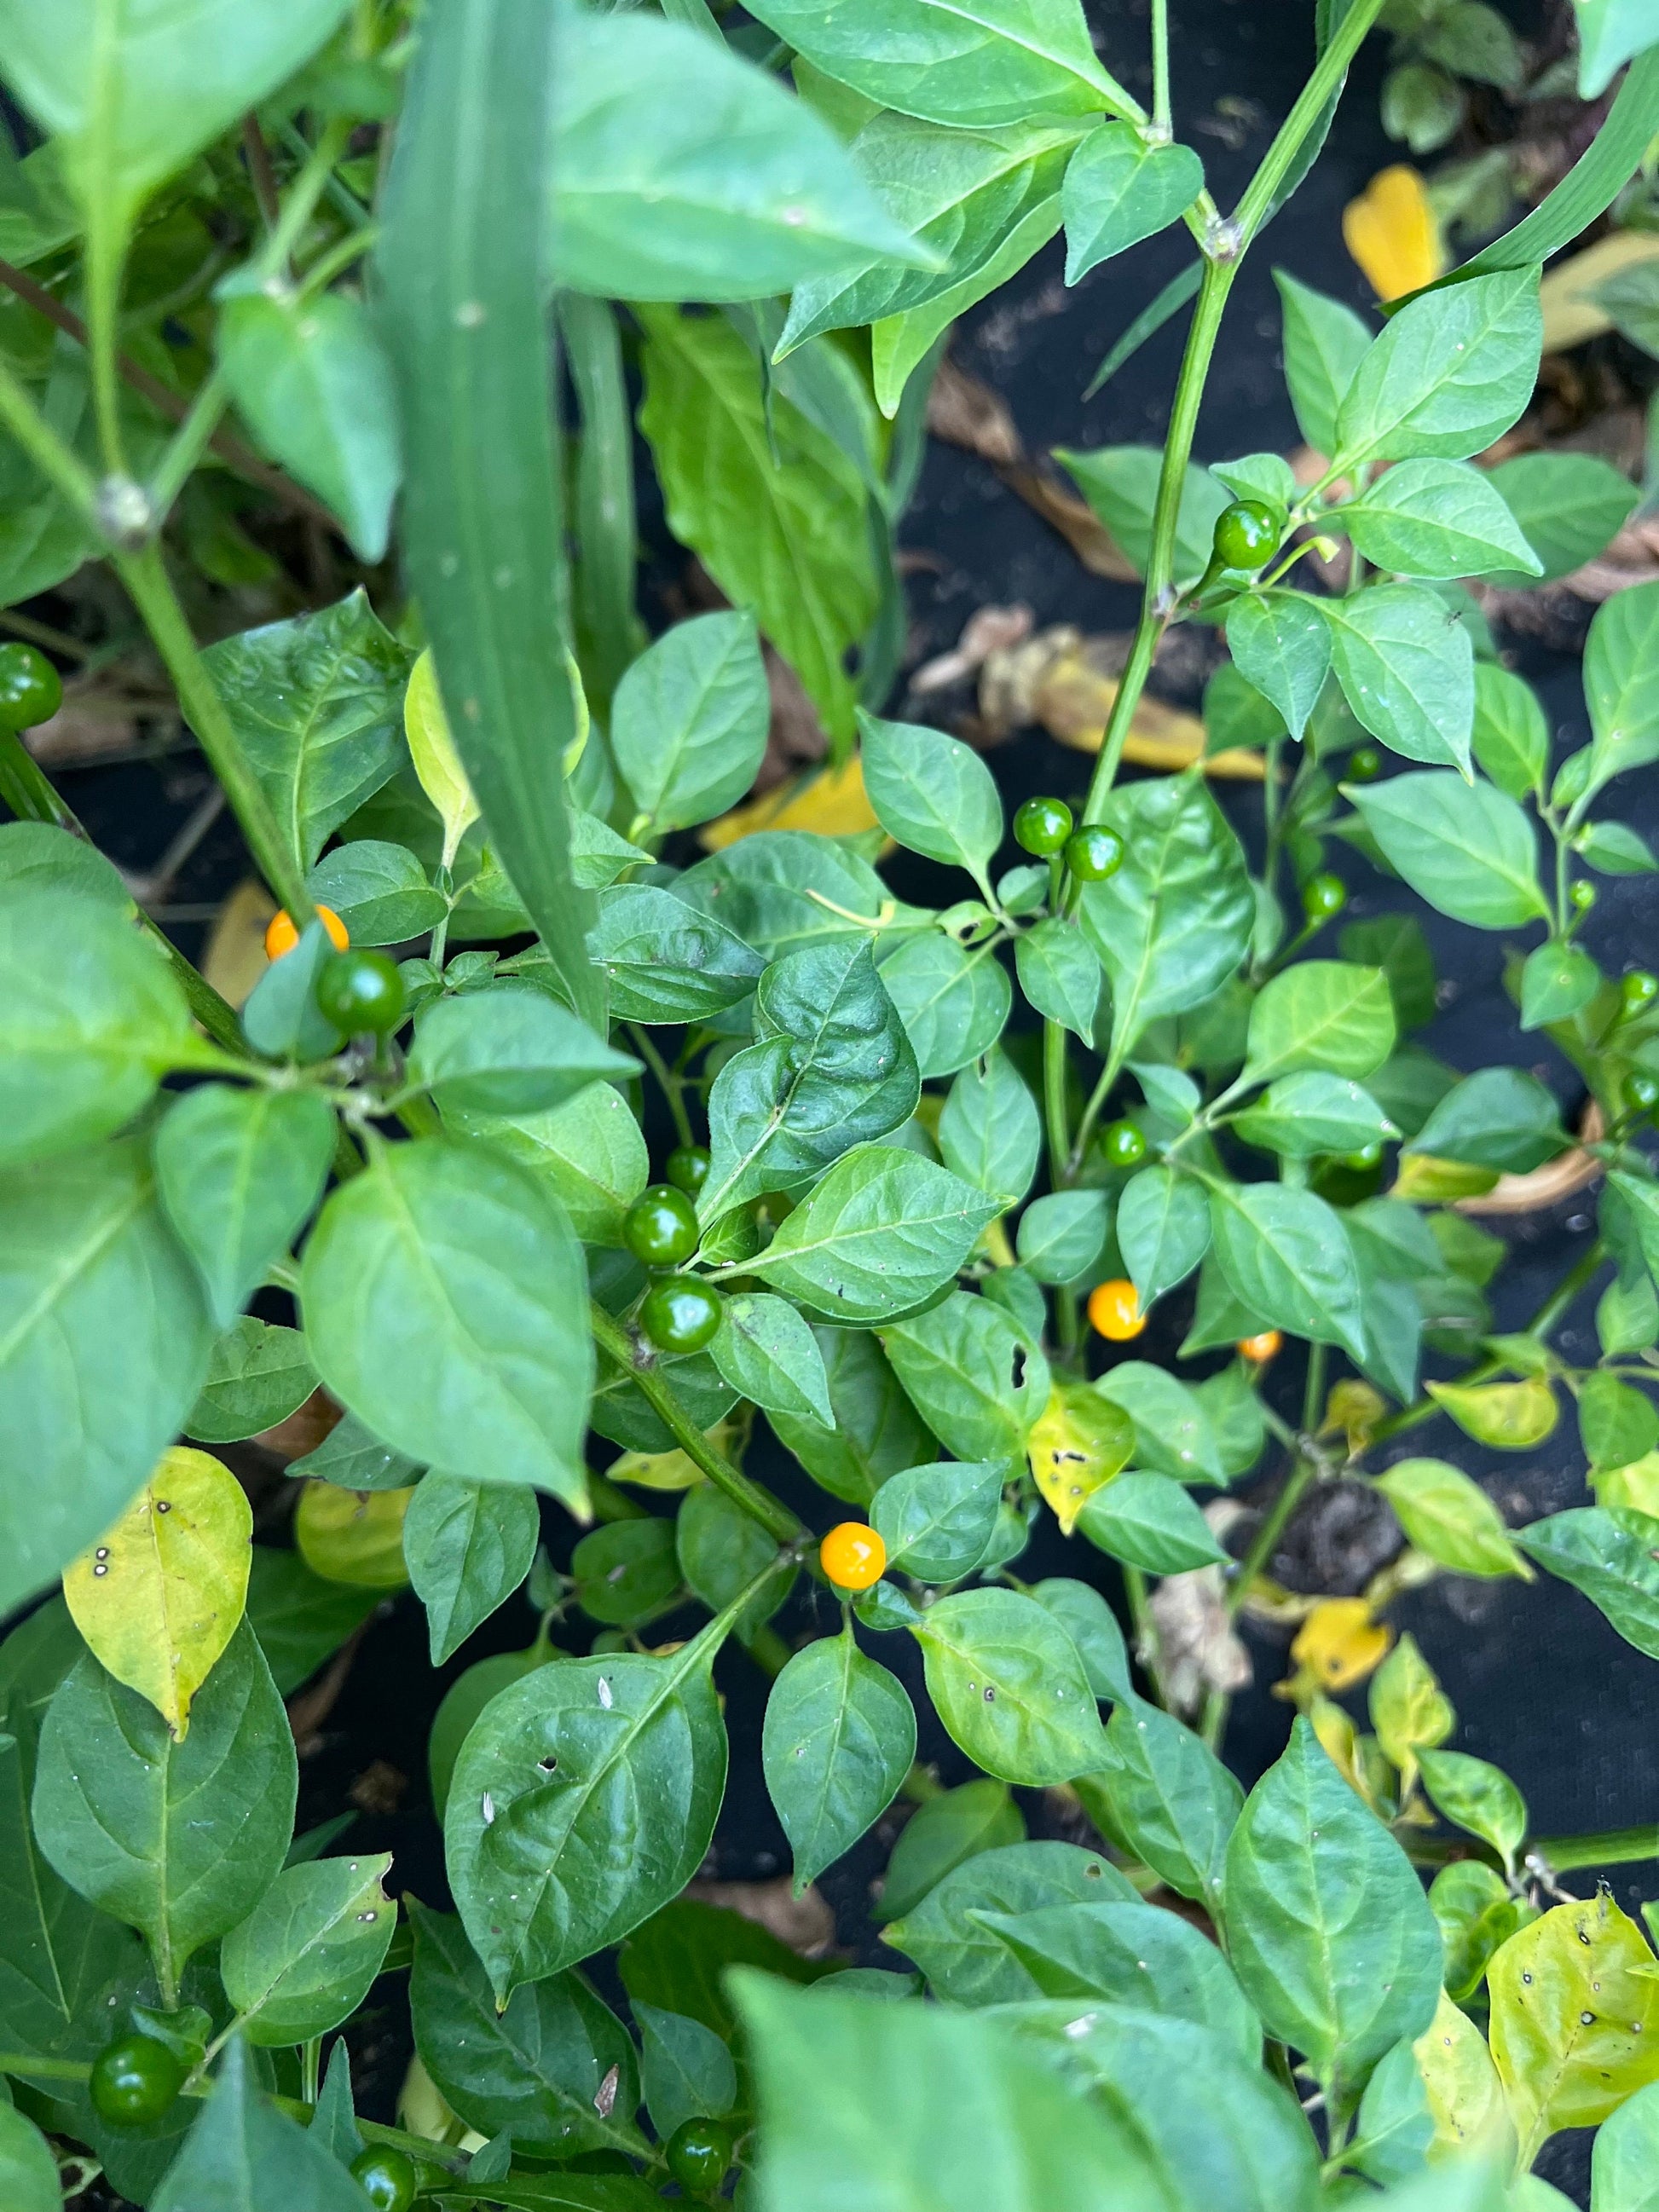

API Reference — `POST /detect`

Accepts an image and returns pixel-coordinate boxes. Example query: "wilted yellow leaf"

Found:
[1415,1989,1513,2165]
[1540,231,1659,354]
[1595,1451,1659,1516]
[1343,165,1447,303]
[1308,1691,1364,1791]
[200,878,278,1010]
[63,1446,252,1738]
[405,649,479,868]
[698,755,885,852]
[607,1445,708,1492]
[1034,650,1264,781]
[1026,1380,1135,1533]
[295,1481,413,1588]
[1321,1377,1387,1453]
[1277,1597,1392,1701]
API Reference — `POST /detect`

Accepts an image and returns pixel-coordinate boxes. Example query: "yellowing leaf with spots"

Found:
[1416,1989,1513,2164]
[62,1446,252,1739]
[405,649,479,868]
[698,756,885,852]
[1488,1892,1659,2163]
[1277,1597,1391,1701]
[1343,165,1447,303]
[1026,1380,1135,1534]
[295,1480,413,1589]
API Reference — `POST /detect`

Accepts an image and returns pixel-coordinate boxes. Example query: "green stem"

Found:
[629,1023,695,1149]
[1123,1563,1170,1707]
[148,368,228,518]
[0,2053,92,2083]
[588,1302,805,1546]
[257,119,356,279]
[1151,0,1171,132]
[1068,1036,1130,1179]
[85,210,130,478]
[114,542,313,920]
[1043,1018,1071,1187]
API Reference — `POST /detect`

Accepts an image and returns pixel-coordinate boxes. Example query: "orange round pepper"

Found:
[819,1522,887,1591]
[264,904,349,961]
[1237,1330,1283,1363]
[1087,1278,1145,1342]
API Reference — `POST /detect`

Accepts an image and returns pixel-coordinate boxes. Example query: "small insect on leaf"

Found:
[62,1445,252,1739]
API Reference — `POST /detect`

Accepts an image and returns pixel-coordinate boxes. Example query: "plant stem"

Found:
[1151,0,1172,132]
[629,1022,695,1149]
[1123,1563,1171,1707]
[1043,1017,1070,1187]
[588,1302,806,1546]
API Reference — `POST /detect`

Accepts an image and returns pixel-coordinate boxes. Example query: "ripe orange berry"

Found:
[1237,1330,1283,1363]
[1087,1278,1145,1342]
[264,904,348,961]
[819,1522,887,1591]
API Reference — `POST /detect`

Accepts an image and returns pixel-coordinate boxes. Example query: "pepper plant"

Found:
[5,0,1659,2207]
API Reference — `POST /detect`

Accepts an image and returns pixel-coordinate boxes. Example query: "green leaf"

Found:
[33,1622,296,2002]
[1117,1164,1211,1306]
[711,1292,833,1425]
[0,2106,59,2212]
[151,2037,367,2212]
[1223,1716,1442,2112]
[858,709,1003,882]
[1015,1191,1109,1286]
[1061,124,1204,283]
[1334,270,1542,466]
[938,1047,1041,1208]
[637,305,875,748]
[1515,1506,1659,1659]
[881,1289,1048,1463]
[1373,1458,1530,1578]
[1408,1067,1566,1171]
[742,0,1127,128]
[0,1140,213,1617]
[551,10,927,302]
[610,612,770,835]
[1488,1894,1659,2160]
[674,830,906,962]
[1208,1180,1367,1362]
[1592,2076,1659,2212]
[762,1631,915,1892]
[981,1900,1258,2057]
[408,1902,641,2155]
[1093,1359,1224,1480]
[445,1626,731,1999]
[1586,579,1659,795]
[1575,0,1659,96]
[1078,1472,1228,1574]
[1056,444,1230,583]
[403,1474,539,1665]
[1471,663,1550,799]
[768,1328,934,1507]
[155,1083,335,1331]
[1484,453,1639,585]
[677,1482,791,1643]
[1417,1748,1528,1874]
[1323,585,1475,771]
[1578,819,1658,875]
[1078,773,1253,1061]
[870,191,1061,416]
[1275,269,1373,456]
[911,1587,1107,1785]
[305,839,447,945]
[1234,1071,1397,1159]
[871,1459,1004,1582]
[573,1517,680,1630]
[1346,771,1547,928]
[881,1838,1135,2000]
[1014,917,1101,1044]
[220,1853,395,2046]
[244,1547,378,1698]
[201,592,414,875]
[186,1318,317,1445]
[1078,1695,1241,1912]
[877,931,1012,1080]
[411,985,636,1117]
[0,820,130,908]
[1243,960,1396,1083]
[1339,459,1541,580]
[1520,940,1599,1031]
[217,292,400,563]
[633,2002,737,2144]
[0,887,194,1168]
[450,1081,647,1249]
[876,1777,1026,1925]
[585,886,764,1026]
[1029,1579,1132,1702]
[1225,592,1332,742]
[289,1412,422,1493]
[377,0,600,1026]
[741,1143,997,1323]
[701,939,919,1221]
[300,1137,592,1510]
[1580,1370,1659,1471]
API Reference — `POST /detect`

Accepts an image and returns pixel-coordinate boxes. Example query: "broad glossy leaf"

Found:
[587,885,765,1025]
[937,1048,1041,1208]
[1031,1577,1133,1702]
[1015,1190,1109,1285]
[1515,1506,1659,1658]
[1244,960,1396,1083]
[446,1626,730,1999]
[201,593,413,874]
[877,930,1012,1078]
[301,1136,592,1510]
[63,1445,251,1739]
[712,1291,833,1424]
[0,1141,213,1616]
[1520,940,1599,1030]
[1059,444,1230,583]
[768,1327,934,1506]
[1409,1067,1566,1171]
[452,1081,647,1249]
[1586,578,1659,794]
[1226,591,1332,742]
[150,2037,367,2212]
[1373,1458,1530,1579]
[1275,269,1373,455]
[410,985,636,1117]
[551,10,926,302]
[1485,451,1639,585]
[610,612,770,834]
[1334,270,1542,465]
[1580,1370,1659,1471]
[305,838,447,945]
[980,1900,1257,2059]
[1340,459,1540,579]
[572,1516,680,1629]
[220,1853,395,2046]
[294,1479,411,1590]
[1427,1377,1558,1452]
[33,1621,296,1999]
[1324,585,1475,772]
[871,1459,1004,1582]
[882,1290,1047,1463]
[155,1083,336,1329]
[288,1409,422,1493]
[1083,1697,1242,1914]
[859,710,1003,881]
[1078,1472,1228,1574]
[402,648,479,869]
[1418,1748,1528,1873]
[741,1143,996,1322]
[677,1481,790,1643]
[1078,774,1253,1060]
[883,1839,1136,2002]
[1014,916,1101,1043]
[674,831,907,962]
[1234,1071,1397,1158]
[1094,1360,1223,1481]
[1062,124,1204,282]
[911,1587,1107,1785]
[0,2106,58,2212]
[1488,1894,1659,2158]
[244,1546,378,1698]
[634,2001,737,2144]
[763,1632,915,1891]
[701,940,919,1221]
[0,887,194,1167]
[404,1473,540,1665]
[1208,1180,1366,1361]
[1118,1164,1211,1306]
[1593,2076,1659,2212]
[185,1318,315,1444]
[1347,772,1547,928]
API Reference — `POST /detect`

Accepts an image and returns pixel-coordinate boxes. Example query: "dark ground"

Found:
[13,2,1656,2199]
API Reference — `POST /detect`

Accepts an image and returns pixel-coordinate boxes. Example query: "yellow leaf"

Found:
[1426,1377,1558,1452]
[1278,1597,1392,1701]
[295,1481,413,1589]
[1488,1893,1659,2163]
[63,1446,252,1739]
[607,1445,708,1492]
[1035,650,1265,781]
[1368,1630,1454,1794]
[1309,1691,1363,1788]
[698,756,887,852]
[1593,1451,1659,1517]
[1415,1989,1514,2165]
[1343,165,1447,303]
[1321,1378,1387,1453]
[405,650,479,869]
[1026,1380,1136,1534]
[200,879,278,1010]
[1392,1153,1501,1204]
[1540,232,1659,355]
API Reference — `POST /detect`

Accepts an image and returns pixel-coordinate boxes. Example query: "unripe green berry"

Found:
[1346,745,1383,783]
[1301,872,1347,922]
[1099,1118,1147,1169]
[624,1185,700,1269]
[1064,825,1125,883]
[666,1142,712,1195]
[1570,879,1595,911]
[1621,971,1659,1014]
[1211,499,1281,571]
[1014,795,1073,856]
[0,641,63,730]
[639,1274,722,1354]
